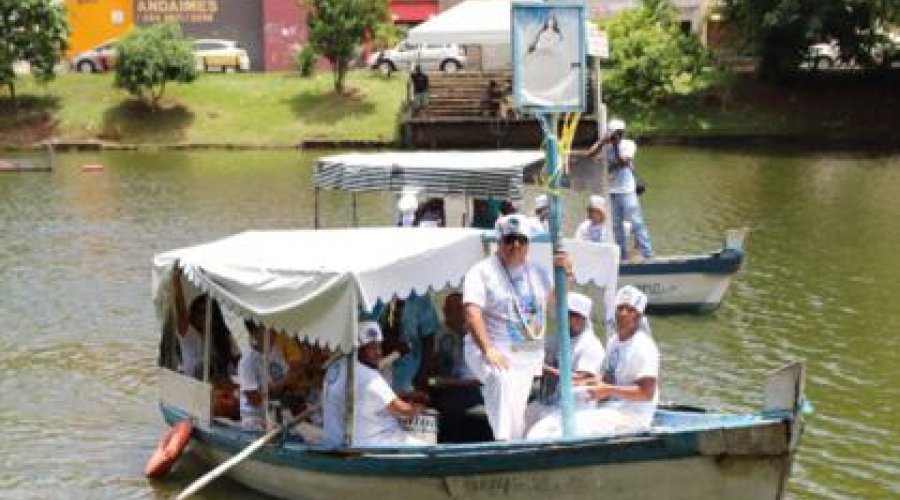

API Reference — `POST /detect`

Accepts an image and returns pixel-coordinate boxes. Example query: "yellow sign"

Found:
[135,0,219,24]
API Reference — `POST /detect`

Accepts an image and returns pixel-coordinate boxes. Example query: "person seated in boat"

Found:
[415,197,446,228]
[426,293,490,442]
[172,265,241,382]
[322,321,429,447]
[573,195,610,243]
[534,194,549,231]
[463,214,573,441]
[525,292,605,430]
[526,286,658,439]
[238,320,305,430]
[471,197,502,229]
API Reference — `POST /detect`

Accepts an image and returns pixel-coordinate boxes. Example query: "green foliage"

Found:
[722,0,900,79]
[372,22,405,51]
[600,0,711,108]
[293,45,318,77]
[0,0,69,102]
[303,0,389,93]
[114,22,197,108]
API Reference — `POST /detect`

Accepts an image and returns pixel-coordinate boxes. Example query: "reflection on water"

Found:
[0,148,898,499]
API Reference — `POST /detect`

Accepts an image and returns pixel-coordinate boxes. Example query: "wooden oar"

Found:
[175,408,313,500]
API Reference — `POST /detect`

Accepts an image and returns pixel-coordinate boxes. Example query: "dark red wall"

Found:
[262,0,310,72]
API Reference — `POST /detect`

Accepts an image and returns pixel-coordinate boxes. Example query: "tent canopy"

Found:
[153,227,618,353]
[314,150,543,200]
[407,0,516,45]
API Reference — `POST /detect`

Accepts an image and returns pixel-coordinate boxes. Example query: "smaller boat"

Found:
[619,228,747,313]
[312,151,745,314]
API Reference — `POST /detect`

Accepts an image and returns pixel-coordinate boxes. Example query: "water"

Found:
[1,148,898,499]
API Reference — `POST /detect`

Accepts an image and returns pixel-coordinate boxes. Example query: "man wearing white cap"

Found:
[586,120,653,260]
[322,321,428,446]
[463,213,570,440]
[588,285,659,427]
[573,195,610,243]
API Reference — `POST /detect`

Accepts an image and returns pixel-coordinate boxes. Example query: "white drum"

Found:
[402,410,439,445]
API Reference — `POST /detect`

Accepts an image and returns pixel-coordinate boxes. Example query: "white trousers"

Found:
[465,341,542,440]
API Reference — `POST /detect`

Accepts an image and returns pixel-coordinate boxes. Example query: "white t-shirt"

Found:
[546,328,606,376]
[574,220,609,243]
[602,329,659,416]
[462,254,552,349]
[238,344,290,423]
[323,359,409,446]
[178,325,204,379]
[605,145,636,194]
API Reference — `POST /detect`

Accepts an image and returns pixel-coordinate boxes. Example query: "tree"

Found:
[0,0,69,102]
[600,0,711,107]
[722,0,900,79]
[304,0,388,93]
[114,22,197,108]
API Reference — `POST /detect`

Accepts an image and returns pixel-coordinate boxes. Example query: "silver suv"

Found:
[368,41,466,74]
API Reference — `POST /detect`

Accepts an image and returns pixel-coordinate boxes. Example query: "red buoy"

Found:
[81,164,104,172]
[145,420,193,479]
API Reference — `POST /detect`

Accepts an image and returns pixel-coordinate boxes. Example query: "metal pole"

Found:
[352,192,358,227]
[539,114,575,437]
[314,187,320,229]
[262,327,271,431]
[343,351,355,447]
[203,295,212,384]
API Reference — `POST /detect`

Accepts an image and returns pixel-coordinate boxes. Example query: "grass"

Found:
[1,70,407,145]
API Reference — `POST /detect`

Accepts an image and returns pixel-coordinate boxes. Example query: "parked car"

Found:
[807,40,840,69]
[367,41,466,74]
[70,39,118,73]
[807,32,900,69]
[192,39,251,72]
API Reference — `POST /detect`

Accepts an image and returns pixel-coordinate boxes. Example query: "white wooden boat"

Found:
[312,151,745,314]
[151,227,804,500]
[619,229,747,313]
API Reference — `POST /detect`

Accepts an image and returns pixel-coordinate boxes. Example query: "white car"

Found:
[367,41,466,74]
[192,39,250,72]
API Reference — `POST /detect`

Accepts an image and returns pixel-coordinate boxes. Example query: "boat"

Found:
[312,150,746,314]
[619,228,747,313]
[151,227,805,500]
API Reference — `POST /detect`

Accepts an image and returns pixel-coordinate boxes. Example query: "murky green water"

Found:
[0,148,897,499]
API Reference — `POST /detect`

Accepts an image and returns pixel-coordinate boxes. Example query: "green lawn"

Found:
[1,70,407,145]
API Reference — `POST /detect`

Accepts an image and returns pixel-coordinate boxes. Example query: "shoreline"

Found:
[1,132,896,153]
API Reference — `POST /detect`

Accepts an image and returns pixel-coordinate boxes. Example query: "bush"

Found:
[114,22,197,108]
[600,0,712,108]
[294,45,318,77]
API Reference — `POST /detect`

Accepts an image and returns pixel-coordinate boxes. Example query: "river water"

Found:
[0,148,897,499]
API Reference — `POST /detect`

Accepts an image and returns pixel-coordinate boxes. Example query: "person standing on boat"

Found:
[588,285,659,429]
[573,195,610,243]
[463,214,570,440]
[586,120,653,260]
[323,321,429,446]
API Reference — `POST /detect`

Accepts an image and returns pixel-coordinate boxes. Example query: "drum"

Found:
[402,409,440,445]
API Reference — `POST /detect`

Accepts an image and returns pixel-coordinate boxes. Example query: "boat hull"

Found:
[166,404,796,500]
[619,249,743,314]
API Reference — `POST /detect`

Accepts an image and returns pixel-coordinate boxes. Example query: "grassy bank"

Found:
[0,70,406,146]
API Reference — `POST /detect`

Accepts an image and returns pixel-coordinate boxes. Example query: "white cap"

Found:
[615,285,647,314]
[495,214,542,240]
[535,194,549,211]
[608,119,626,132]
[588,195,606,210]
[357,321,383,345]
[398,192,418,213]
[618,139,637,160]
[567,292,592,319]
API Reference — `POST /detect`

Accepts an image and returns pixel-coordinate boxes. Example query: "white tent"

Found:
[407,0,516,45]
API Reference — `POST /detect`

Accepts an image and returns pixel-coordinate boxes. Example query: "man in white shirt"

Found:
[573,195,610,244]
[238,320,300,431]
[463,214,572,440]
[588,285,659,428]
[322,321,428,447]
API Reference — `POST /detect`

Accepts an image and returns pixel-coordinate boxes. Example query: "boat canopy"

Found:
[313,151,544,200]
[153,227,618,352]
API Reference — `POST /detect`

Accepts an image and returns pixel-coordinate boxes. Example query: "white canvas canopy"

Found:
[314,150,543,200]
[407,0,516,45]
[153,227,618,353]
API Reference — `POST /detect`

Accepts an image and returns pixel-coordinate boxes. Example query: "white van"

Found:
[367,41,466,74]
